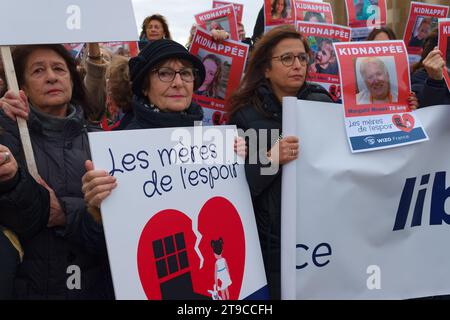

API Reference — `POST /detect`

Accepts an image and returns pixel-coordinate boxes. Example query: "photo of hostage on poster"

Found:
[195,4,239,41]
[293,0,333,24]
[404,2,449,64]
[213,1,244,23]
[334,40,428,152]
[264,0,295,33]
[297,21,351,103]
[190,27,249,125]
[345,0,387,41]
[439,18,450,91]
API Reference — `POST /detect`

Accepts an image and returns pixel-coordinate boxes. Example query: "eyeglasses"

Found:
[272,52,309,67]
[152,67,197,83]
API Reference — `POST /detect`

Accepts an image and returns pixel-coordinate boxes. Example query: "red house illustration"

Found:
[137,197,245,300]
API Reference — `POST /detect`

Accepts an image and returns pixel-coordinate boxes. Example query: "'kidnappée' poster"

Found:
[293,0,333,25]
[195,4,239,41]
[190,28,249,126]
[438,18,450,92]
[297,21,351,103]
[334,40,428,153]
[403,2,449,64]
[88,126,268,300]
[264,0,295,33]
[345,0,387,41]
[212,1,244,23]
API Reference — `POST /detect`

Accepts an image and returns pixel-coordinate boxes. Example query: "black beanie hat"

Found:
[129,39,206,98]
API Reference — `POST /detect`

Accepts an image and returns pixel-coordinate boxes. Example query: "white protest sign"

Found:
[88,126,267,300]
[0,0,137,45]
[282,98,450,299]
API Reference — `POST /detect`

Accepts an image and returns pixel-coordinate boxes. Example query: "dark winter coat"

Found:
[411,68,450,108]
[0,105,114,299]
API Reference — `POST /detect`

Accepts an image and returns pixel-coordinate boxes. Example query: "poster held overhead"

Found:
[345,0,387,41]
[264,0,295,33]
[293,0,333,24]
[212,1,244,23]
[189,28,249,126]
[297,21,351,103]
[403,2,449,62]
[195,5,239,41]
[0,0,137,178]
[0,0,138,46]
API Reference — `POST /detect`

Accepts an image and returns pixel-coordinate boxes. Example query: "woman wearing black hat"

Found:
[82,39,246,214]
[125,39,206,130]
[81,39,207,209]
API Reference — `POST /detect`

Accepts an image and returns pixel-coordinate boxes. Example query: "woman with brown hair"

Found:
[228,25,333,299]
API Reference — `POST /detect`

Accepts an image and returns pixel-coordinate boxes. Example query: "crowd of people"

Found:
[0,0,450,300]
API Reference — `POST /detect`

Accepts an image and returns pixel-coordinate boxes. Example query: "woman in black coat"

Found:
[228,25,333,299]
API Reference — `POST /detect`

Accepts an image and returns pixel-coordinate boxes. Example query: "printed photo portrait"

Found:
[355,56,399,105]
[206,18,231,34]
[307,37,339,76]
[196,49,232,100]
[271,0,292,20]
[408,16,437,48]
[354,0,379,21]
[303,11,326,23]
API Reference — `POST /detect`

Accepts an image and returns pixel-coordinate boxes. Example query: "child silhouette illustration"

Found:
[211,238,232,300]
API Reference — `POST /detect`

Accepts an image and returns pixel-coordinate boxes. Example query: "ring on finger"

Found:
[2,152,10,164]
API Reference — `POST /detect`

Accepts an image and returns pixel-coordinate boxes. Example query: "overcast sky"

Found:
[131,0,262,45]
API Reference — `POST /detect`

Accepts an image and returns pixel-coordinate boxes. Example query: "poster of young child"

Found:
[189,28,248,126]
[264,0,295,32]
[439,19,450,92]
[195,5,239,41]
[88,126,268,300]
[404,2,449,64]
[297,21,351,103]
[212,1,244,23]
[293,0,333,24]
[334,41,428,153]
[345,0,387,41]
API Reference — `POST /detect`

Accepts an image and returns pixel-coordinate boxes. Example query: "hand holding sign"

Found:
[82,160,117,209]
[0,90,30,121]
[267,136,300,165]
[423,48,445,81]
